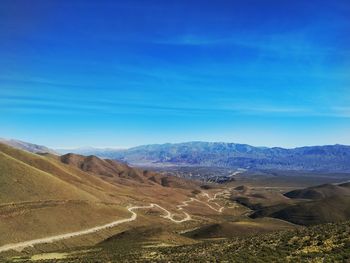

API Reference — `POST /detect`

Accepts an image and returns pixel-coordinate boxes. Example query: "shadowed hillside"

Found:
[251,182,350,225]
[284,182,350,200]
[269,196,350,225]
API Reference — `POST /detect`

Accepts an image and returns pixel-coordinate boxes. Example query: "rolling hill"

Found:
[60,153,148,184]
[268,196,350,225]
[251,182,350,225]
[0,142,204,249]
[284,182,350,200]
[182,218,295,239]
[59,153,200,189]
[0,150,95,203]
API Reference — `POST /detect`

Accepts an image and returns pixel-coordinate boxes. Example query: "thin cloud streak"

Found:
[1,96,349,118]
[155,33,350,58]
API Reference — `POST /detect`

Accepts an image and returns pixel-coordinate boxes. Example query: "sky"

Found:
[0,0,349,148]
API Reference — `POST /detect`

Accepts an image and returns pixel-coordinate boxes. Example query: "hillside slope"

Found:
[0,151,95,203]
[60,153,148,184]
[21,220,350,262]
[284,182,350,200]
[251,182,350,225]
[269,196,350,225]
[0,143,201,248]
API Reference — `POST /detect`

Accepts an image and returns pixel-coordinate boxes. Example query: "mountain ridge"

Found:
[3,138,350,172]
[57,141,350,172]
[0,138,57,155]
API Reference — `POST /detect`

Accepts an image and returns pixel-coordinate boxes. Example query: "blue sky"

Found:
[1,0,349,148]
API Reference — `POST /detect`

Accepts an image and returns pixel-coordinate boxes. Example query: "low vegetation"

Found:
[10,220,347,262]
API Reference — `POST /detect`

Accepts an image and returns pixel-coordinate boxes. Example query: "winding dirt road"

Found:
[0,190,227,253]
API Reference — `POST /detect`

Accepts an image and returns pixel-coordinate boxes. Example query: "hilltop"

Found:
[285,182,350,200]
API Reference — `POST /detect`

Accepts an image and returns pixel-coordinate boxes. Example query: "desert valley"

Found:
[0,139,350,262]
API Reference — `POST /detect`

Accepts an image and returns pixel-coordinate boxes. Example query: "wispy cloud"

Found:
[155,34,232,46]
[154,32,349,57]
[1,95,348,118]
[330,107,350,118]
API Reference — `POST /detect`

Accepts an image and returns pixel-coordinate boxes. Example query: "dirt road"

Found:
[0,190,227,253]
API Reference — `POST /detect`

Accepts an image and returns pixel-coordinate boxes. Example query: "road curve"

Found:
[0,190,228,253]
[0,204,153,253]
[0,202,192,253]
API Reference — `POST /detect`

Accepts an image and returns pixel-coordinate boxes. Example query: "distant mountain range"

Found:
[57,141,350,172]
[56,147,124,158]
[0,138,57,155]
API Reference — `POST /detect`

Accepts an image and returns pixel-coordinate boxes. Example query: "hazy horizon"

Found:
[1,0,349,148]
[53,141,350,151]
[2,136,350,150]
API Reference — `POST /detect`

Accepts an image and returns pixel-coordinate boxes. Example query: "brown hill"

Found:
[60,153,200,189]
[231,187,292,210]
[268,196,350,225]
[251,182,350,225]
[0,151,95,203]
[284,183,350,200]
[183,218,295,239]
[0,143,126,201]
[60,153,148,184]
[0,143,201,248]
